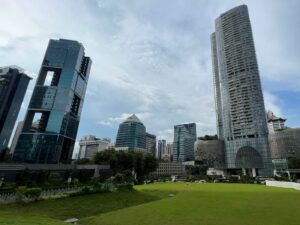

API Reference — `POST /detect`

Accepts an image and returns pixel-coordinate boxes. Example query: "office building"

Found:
[161,142,173,161]
[269,128,300,160]
[173,123,196,163]
[157,139,166,159]
[267,111,286,133]
[13,39,91,163]
[0,67,31,155]
[146,133,156,156]
[211,5,272,176]
[78,135,112,159]
[115,114,146,152]
[151,162,186,177]
[194,140,225,169]
[10,121,24,155]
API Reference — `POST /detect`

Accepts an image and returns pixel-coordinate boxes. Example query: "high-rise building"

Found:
[78,135,112,159]
[157,140,166,159]
[13,39,91,163]
[115,114,146,152]
[211,5,272,175]
[10,121,24,155]
[146,133,156,156]
[0,67,31,155]
[161,142,173,161]
[173,123,196,163]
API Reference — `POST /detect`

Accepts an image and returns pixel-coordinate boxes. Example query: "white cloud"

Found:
[1,0,298,143]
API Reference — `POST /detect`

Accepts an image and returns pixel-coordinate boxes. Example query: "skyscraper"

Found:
[157,139,166,159]
[173,123,196,163]
[115,114,146,152]
[0,67,31,156]
[211,5,272,175]
[146,133,156,156]
[13,39,91,164]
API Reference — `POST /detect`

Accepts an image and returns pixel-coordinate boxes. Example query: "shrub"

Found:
[24,187,42,201]
[15,186,27,203]
[48,172,61,185]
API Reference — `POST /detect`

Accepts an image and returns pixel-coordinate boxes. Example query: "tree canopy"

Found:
[94,149,158,183]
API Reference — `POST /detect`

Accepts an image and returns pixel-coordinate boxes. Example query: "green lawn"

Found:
[82,183,300,225]
[1,183,300,225]
[0,190,160,225]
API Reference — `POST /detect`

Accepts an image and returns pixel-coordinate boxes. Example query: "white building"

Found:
[78,135,112,160]
[267,111,286,133]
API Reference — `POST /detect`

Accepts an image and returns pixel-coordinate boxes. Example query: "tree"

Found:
[198,135,218,141]
[288,157,300,169]
[0,148,11,162]
[94,150,158,183]
[74,158,91,165]
[48,172,61,185]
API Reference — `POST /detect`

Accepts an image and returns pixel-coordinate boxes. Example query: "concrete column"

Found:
[252,168,256,177]
[242,168,246,175]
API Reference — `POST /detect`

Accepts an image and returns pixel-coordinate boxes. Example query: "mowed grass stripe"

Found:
[82,183,300,225]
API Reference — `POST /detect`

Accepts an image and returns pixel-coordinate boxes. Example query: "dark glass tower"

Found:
[173,123,196,163]
[0,67,31,156]
[13,39,92,164]
[115,114,146,152]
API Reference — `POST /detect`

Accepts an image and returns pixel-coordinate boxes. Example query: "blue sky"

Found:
[0,0,299,154]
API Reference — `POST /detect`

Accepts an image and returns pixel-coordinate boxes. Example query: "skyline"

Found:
[1,0,300,150]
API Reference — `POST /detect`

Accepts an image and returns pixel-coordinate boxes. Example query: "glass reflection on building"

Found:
[13,39,92,164]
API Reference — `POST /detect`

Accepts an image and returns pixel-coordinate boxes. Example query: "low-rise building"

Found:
[78,135,112,159]
[151,162,186,177]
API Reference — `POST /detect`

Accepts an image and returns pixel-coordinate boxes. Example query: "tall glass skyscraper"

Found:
[0,67,31,155]
[115,114,146,152]
[211,5,272,175]
[13,39,92,164]
[173,123,196,163]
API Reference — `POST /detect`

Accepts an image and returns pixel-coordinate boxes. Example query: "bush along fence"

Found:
[0,186,81,204]
[0,182,133,204]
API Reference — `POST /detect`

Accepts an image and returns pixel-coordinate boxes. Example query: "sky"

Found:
[0,0,299,155]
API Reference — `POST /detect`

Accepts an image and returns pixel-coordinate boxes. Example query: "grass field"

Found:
[1,183,300,225]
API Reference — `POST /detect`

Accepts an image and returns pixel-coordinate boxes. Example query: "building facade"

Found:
[161,142,173,161]
[194,140,225,169]
[13,39,91,164]
[10,121,24,155]
[146,133,156,156]
[0,67,31,155]
[78,135,112,160]
[211,5,272,175]
[157,139,166,159]
[173,123,196,163]
[115,114,146,152]
[269,128,300,160]
[151,162,186,177]
[267,111,286,133]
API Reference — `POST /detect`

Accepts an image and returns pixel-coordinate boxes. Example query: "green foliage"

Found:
[48,172,61,185]
[24,187,42,201]
[15,186,42,203]
[94,150,158,183]
[198,134,218,141]
[288,157,300,169]
[74,158,91,164]
[185,165,206,175]
[0,147,11,162]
